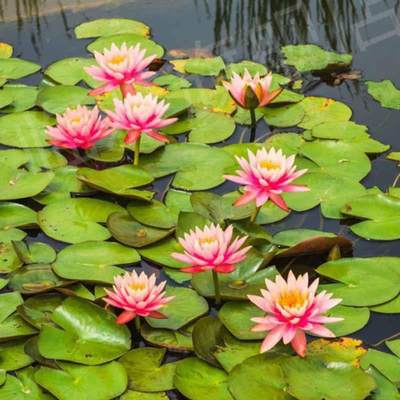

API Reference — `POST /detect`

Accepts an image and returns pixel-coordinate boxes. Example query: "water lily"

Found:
[46,105,113,150]
[106,92,177,165]
[85,42,156,97]
[172,224,251,304]
[104,270,174,327]
[248,271,343,357]
[223,69,283,140]
[224,147,309,220]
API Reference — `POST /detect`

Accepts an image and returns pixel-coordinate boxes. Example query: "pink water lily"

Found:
[46,105,113,150]
[248,271,343,357]
[106,92,177,144]
[85,43,157,96]
[224,147,309,212]
[223,69,282,109]
[104,271,174,325]
[172,224,251,274]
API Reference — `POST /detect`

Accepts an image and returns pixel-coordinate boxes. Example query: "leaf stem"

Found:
[249,108,257,142]
[135,316,141,333]
[372,331,400,347]
[393,172,400,187]
[212,270,221,305]
[250,205,262,223]
[134,136,141,167]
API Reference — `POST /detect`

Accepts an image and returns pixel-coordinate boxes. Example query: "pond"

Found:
[0,1,399,399]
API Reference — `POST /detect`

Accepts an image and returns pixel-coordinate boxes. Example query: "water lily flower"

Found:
[223,69,282,110]
[224,147,309,217]
[85,43,157,97]
[172,224,252,304]
[248,271,343,357]
[104,270,174,326]
[106,92,177,165]
[46,105,113,150]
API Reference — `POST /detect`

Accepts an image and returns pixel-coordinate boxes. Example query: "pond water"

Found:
[1,0,399,393]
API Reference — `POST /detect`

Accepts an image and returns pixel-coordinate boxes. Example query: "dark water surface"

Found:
[1,0,399,363]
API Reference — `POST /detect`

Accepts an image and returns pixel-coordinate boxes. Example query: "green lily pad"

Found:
[139,237,185,269]
[284,356,376,400]
[120,348,177,392]
[0,313,37,341]
[77,165,154,201]
[282,44,352,72]
[0,291,23,322]
[121,392,168,400]
[0,339,33,372]
[53,241,139,284]
[153,74,191,91]
[38,297,131,365]
[228,354,290,400]
[386,340,400,358]
[317,257,400,306]
[37,198,124,243]
[44,57,97,86]
[127,200,178,229]
[17,293,64,329]
[0,58,40,83]
[184,57,225,76]
[1,85,38,113]
[174,358,233,400]
[75,18,150,38]
[36,85,95,114]
[0,242,22,273]
[366,80,400,110]
[342,193,400,240]
[0,202,36,242]
[13,241,56,264]
[35,361,127,400]
[218,301,265,340]
[225,60,268,78]
[262,102,305,128]
[371,294,400,314]
[87,34,164,58]
[8,263,67,294]
[298,97,352,129]
[0,89,14,108]
[366,366,400,400]
[108,212,173,247]
[140,143,235,190]
[0,43,12,59]
[192,251,278,300]
[0,367,54,400]
[34,166,92,205]
[361,349,400,384]
[146,286,208,330]
[141,322,194,352]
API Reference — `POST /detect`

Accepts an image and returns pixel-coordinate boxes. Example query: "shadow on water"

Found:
[0,0,399,381]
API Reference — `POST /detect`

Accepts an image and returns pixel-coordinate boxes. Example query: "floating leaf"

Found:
[108,212,173,248]
[0,314,37,341]
[282,44,352,72]
[0,339,33,372]
[0,202,36,242]
[36,85,95,114]
[0,292,23,322]
[38,297,131,365]
[38,198,124,243]
[361,349,400,384]
[225,60,267,79]
[386,340,400,358]
[153,74,191,91]
[75,18,150,38]
[139,237,185,269]
[0,243,22,273]
[77,165,154,201]
[87,34,164,58]
[184,57,225,76]
[366,80,400,110]
[174,358,233,400]
[53,241,139,284]
[262,102,305,128]
[0,58,40,85]
[0,43,12,59]
[120,348,176,392]
[1,85,38,113]
[121,392,168,400]
[13,241,56,264]
[35,361,127,400]
[146,287,209,330]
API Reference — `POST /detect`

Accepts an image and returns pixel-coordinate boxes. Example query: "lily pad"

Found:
[35,361,127,400]
[153,74,191,91]
[87,34,164,58]
[0,242,22,273]
[120,348,176,392]
[77,165,154,201]
[121,392,168,400]
[37,198,124,243]
[282,44,352,72]
[0,291,23,322]
[53,241,139,284]
[13,241,56,265]
[342,193,400,240]
[36,85,95,114]
[139,237,185,269]
[317,257,400,306]
[108,212,173,248]
[361,349,400,384]
[146,287,209,330]
[0,58,40,84]
[0,202,36,242]
[140,143,236,191]
[0,339,33,372]
[225,61,268,78]
[366,80,400,110]
[262,102,305,128]
[0,314,37,341]
[1,85,38,113]
[184,57,225,76]
[38,297,131,365]
[0,43,12,59]
[75,18,150,38]
[174,358,233,400]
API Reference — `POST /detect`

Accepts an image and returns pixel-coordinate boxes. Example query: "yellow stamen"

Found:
[129,282,146,291]
[109,55,126,65]
[199,236,217,245]
[71,116,81,124]
[259,160,281,170]
[278,290,307,309]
